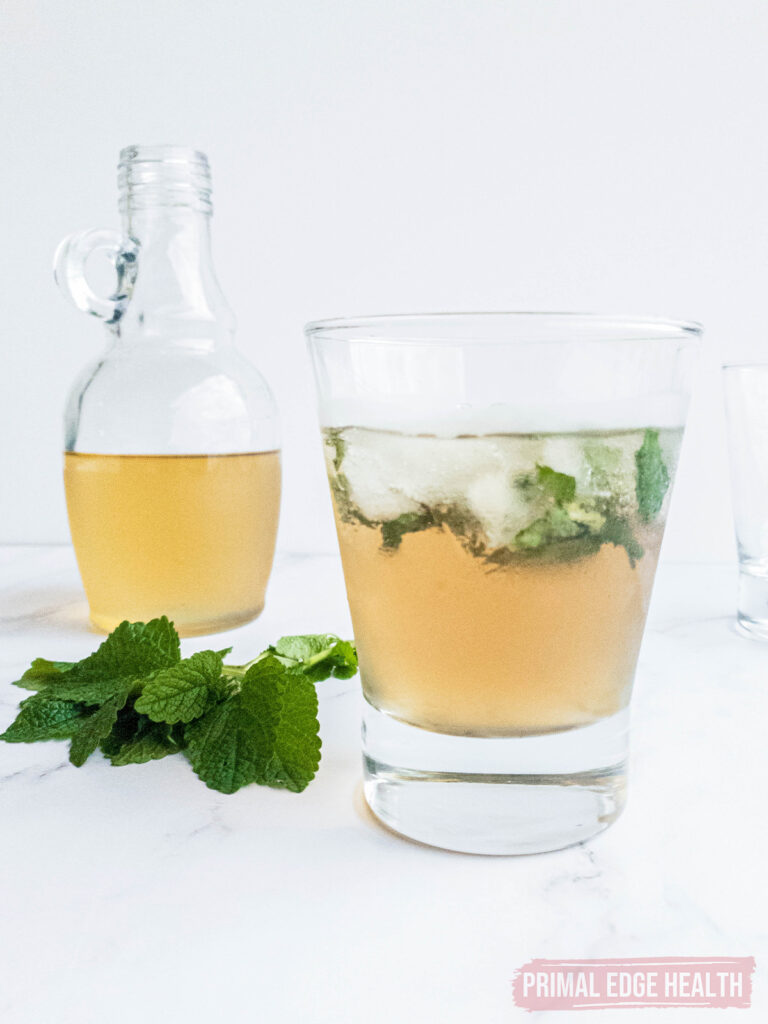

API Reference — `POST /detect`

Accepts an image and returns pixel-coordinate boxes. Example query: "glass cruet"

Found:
[54,145,281,636]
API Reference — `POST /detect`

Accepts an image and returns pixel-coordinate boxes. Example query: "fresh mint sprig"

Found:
[1,619,358,795]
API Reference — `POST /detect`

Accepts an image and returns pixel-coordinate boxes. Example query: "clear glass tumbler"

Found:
[307,313,699,854]
[723,364,768,639]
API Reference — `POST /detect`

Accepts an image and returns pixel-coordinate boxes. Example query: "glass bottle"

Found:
[55,145,281,636]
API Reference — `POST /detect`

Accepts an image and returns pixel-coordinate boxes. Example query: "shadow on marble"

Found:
[0,585,94,636]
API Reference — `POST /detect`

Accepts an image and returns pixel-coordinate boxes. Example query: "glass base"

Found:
[736,568,768,641]
[362,702,628,855]
[89,604,264,637]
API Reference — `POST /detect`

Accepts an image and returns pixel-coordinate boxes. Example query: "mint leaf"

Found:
[601,516,645,567]
[240,657,321,792]
[302,640,357,682]
[4,618,355,797]
[103,713,183,766]
[377,503,486,556]
[330,471,377,529]
[134,650,225,724]
[69,691,131,767]
[48,618,180,705]
[185,657,321,794]
[325,427,347,472]
[536,464,577,505]
[515,505,584,549]
[584,443,625,495]
[272,635,337,661]
[108,729,180,766]
[431,504,488,556]
[271,634,358,681]
[99,706,183,764]
[12,658,76,691]
[635,429,670,522]
[184,699,261,795]
[381,510,433,550]
[1,694,88,742]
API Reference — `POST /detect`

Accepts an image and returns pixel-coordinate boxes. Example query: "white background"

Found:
[2,0,766,559]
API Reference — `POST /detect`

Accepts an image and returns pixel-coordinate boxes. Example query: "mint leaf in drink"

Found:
[635,429,670,522]
[69,690,132,767]
[584,443,625,495]
[1,694,88,742]
[600,516,645,567]
[325,427,347,472]
[380,504,488,555]
[381,510,433,550]
[330,471,377,529]
[536,464,577,505]
[515,505,584,550]
[134,650,227,724]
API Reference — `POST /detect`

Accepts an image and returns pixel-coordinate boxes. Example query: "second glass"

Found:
[308,313,699,854]
[724,364,768,639]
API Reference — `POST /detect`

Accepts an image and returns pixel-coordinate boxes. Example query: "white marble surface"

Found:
[0,546,766,1024]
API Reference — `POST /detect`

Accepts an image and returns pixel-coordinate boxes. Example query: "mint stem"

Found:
[223,647,335,681]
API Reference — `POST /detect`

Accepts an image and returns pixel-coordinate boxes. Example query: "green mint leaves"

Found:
[381,510,433,550]
[13,617,181,704]
[327,426,671,569]
[635,428,670,522]
[134,650,228,724]
[186,656,321,794]
[268,634,358,681]
[535,464,577,505]
[2,694,88,742]
[513,464,645,567]
[1,620,357,796]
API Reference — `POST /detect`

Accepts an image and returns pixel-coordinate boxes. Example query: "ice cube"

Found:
[334,428,546,528]
[538,436,588,487]
[337,432,421,521]
[466,471,540,548]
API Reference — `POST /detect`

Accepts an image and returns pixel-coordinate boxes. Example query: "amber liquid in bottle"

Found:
[64,451,281,636]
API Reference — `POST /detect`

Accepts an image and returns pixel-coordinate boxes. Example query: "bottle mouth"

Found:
[118,144,212,214]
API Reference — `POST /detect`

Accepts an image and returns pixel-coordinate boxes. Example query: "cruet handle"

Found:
[53,228,138,324]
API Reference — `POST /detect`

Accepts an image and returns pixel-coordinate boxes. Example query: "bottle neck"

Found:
[114,146,233,346]
[117,205,233,345]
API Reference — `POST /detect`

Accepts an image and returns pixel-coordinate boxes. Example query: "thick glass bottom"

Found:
[736,567,768,640]
[362,701,628,855]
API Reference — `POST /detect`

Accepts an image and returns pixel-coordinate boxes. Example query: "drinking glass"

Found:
[723,365,768,639]
[307,314,700,854]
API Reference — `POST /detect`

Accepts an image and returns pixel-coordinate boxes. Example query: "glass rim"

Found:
[722,362,768,373]
[305,311,703,346]
[119,144,209,167]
